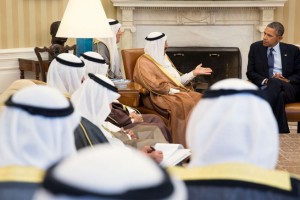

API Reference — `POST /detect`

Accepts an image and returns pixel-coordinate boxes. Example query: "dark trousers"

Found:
[264,78,297,133]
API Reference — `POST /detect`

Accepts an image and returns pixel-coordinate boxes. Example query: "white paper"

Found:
[154,143,191,167]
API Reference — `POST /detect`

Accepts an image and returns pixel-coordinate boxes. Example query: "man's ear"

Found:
[278,35,283,41]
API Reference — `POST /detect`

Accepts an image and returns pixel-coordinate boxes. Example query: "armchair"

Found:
[121,48,170,126]
[284,44,300,133]
[285,103,300,132]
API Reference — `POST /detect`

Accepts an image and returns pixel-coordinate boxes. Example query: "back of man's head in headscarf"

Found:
[33,144,187,200]
[71,73,120,128]
[0,85,80,169]
[80,51,108,78]
[47,53,85,95]
[144,32,167,65]
[186,78,279,169]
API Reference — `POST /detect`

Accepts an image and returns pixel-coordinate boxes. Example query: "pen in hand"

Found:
[145,146,156,153]
[150,146,156,152]
[141,146,163,164]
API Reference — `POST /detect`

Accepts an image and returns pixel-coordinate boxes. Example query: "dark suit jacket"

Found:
[74,117,108,150]
[246,41,300,90]
[0,182,40,200]
[107,102,132,127]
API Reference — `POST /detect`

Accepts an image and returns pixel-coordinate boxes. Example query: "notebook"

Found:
[154,143,191,167]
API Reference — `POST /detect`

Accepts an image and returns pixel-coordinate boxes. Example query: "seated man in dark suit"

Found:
[246,21,300,133]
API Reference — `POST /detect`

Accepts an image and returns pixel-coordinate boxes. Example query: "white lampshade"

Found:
[57,0,113,38]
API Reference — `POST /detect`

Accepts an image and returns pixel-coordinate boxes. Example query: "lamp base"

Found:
[76,38,93,57]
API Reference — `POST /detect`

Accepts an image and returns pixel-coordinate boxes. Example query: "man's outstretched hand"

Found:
[193,64,213,76]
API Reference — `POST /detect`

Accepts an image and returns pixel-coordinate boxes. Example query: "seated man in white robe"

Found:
[72,73,167,163]
[33,144,187,200]
[0,85,80,200]
[169,78,300,200]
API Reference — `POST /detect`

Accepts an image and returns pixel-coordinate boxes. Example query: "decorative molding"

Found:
[0,48,34,58]
[178,9,211,25]
[0,48,33,93]
[112,0,287,48]
[112,0,287,8]
[0,47,38,65]
[0,66,18,72]
[121,7,136,32]
[112,0,287,79]
[0,48,36,74]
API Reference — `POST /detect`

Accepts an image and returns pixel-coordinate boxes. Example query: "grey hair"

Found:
[267,22,285,36]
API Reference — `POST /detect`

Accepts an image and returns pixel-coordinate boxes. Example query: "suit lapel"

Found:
[259,44,268,75]
[280,43,288,75]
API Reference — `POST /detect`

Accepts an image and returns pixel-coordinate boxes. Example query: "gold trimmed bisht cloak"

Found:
[133,54,201,146]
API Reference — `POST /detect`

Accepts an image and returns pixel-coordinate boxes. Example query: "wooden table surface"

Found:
[117,82,142,107]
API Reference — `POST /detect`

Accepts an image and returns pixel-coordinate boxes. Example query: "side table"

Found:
[18,58,49,80]
[117,82,142,107]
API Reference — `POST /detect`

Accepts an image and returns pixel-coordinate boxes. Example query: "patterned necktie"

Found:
[268,48,274,78]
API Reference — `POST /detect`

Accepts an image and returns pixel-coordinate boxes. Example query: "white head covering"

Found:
[80,51,109,78]
[0,85,80,169]
[71,73,120,128]
[33,144,187,200]
[144,32,167,66]
[47,53,85,95]
[187,78,279,169]
[96,19,122,78]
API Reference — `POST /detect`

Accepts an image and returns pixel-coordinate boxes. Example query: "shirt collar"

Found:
[269,42,280,53]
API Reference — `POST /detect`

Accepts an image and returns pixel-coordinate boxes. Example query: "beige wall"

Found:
[295,0,300,44]
[0,0,69,49]
[0,0,298,49]
[0,0,116,49]
[275,0,300,44]
[101,0,116,19]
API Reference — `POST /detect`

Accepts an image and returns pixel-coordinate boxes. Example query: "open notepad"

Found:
[154,143,191,167]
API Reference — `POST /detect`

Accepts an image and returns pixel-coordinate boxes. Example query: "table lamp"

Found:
[56,0,113,57]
